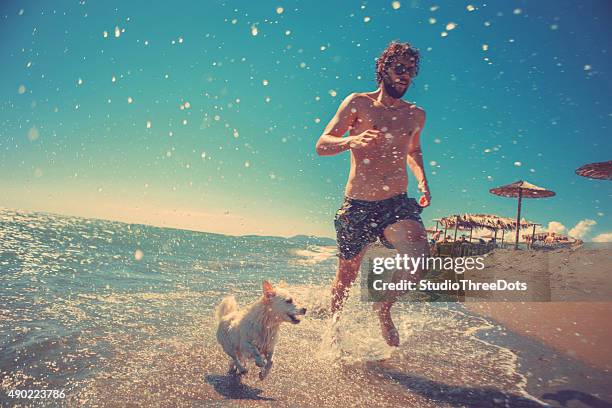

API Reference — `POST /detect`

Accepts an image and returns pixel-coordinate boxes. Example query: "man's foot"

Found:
[373,303,400,347]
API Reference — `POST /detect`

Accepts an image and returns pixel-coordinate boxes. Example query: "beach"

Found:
[1,210,611,407]
[464,246,612,373]
[466,302,612,371]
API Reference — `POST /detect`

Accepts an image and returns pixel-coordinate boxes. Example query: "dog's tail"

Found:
[215,296,238,322]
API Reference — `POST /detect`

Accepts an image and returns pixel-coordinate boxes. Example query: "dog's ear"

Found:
[262,280,275,299]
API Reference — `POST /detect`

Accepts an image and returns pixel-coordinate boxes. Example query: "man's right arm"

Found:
[315,94,358,156]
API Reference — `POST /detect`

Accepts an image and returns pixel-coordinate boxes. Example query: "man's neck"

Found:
[375,87,402,108]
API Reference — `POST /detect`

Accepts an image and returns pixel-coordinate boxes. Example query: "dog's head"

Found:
[262,281,307,324]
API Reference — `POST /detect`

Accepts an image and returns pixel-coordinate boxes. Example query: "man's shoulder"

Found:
[403,101,425,114]
[337,92,375,112]
[343,92,374,104]
[403,102,426,121]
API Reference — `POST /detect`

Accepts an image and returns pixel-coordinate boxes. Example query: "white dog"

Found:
[215,281,307,380]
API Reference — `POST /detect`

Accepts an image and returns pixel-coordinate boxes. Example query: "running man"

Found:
[315,41,431,346]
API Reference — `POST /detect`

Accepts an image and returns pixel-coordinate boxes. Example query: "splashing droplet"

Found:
[134,249,144,261]
[27,127,39,141]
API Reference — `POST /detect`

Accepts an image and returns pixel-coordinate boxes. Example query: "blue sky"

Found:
[1,0,610,239]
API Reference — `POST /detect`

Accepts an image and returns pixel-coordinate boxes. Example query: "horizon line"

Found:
[0,206,337,241]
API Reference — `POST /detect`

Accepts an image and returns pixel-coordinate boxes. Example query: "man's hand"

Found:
[348,129,383,150]
[418,184,431,208]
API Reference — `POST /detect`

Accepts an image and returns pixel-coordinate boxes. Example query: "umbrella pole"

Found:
[453,216,459,242]
[435,220,439,232]
[494,229,498,246]
[501,229,505,246]
[530,224,536,249]
[469,227,473,242]
[515,188,523,249]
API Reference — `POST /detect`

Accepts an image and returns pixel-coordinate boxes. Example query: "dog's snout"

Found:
[300,308,307,315]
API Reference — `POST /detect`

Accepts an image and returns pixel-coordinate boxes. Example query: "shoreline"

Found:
[465,302,612,372]
[462,245,612,372]
[460,303,612,406]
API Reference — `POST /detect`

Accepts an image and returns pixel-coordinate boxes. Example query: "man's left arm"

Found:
[406,110,431,207]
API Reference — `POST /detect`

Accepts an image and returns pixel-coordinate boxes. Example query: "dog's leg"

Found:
[228,360,237,375]
[235,359,248,376]
[231,353,248,376]
[259,350,274,380]
[242,341,266,367]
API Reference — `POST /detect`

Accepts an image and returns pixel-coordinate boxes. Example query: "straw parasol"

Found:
[575,160,612,180]
[436,213,538,244]
[489,180,555,249]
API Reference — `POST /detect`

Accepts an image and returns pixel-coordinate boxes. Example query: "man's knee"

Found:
[384,219,427,243]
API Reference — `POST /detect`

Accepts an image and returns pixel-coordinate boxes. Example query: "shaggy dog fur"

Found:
[216,281,306,380]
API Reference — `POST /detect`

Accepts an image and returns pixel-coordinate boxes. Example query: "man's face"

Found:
[382,56,416,99]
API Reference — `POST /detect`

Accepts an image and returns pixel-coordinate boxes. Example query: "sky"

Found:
[1,0,611,239]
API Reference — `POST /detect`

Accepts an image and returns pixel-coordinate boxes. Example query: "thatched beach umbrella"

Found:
[436,216,473,241]
[490,181,555,249]
[437,213,536,243]
[575,160,612,180]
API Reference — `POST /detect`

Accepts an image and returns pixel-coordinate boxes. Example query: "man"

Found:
[315,41,431,346]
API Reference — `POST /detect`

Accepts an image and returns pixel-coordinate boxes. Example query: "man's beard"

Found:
[382,76,407,99]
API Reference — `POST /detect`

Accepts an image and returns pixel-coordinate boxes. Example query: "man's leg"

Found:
[331,248,368,315]
[376,219,429,346]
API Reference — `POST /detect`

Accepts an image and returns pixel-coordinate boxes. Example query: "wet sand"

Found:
[464,246,612,372]
[465,302,612,372]
[467,307,612,408]
[62,284,611,407]
[71,309,546,407]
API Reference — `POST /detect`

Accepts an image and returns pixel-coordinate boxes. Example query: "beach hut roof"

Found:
[575,160,612,180]
[436,213,538,231]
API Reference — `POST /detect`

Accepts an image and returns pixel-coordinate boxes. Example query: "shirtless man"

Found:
[315,41,431,346]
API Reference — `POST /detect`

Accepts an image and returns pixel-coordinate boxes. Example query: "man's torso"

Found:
[345,92,424,201]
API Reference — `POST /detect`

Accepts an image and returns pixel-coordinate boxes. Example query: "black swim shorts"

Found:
[334,193,424,260]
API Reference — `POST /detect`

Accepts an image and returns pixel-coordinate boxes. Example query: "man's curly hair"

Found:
[375,41,420,84]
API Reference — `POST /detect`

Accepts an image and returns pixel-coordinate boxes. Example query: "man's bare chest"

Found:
[352,105,418,144]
